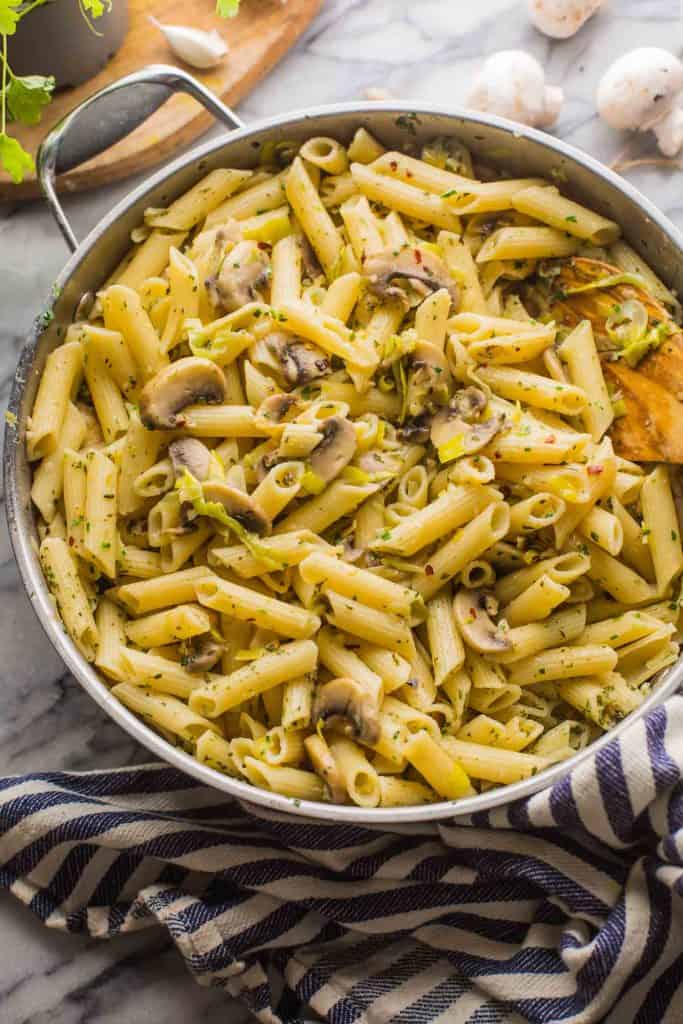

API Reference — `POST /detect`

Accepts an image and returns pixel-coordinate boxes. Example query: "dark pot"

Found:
[8,0,129,89]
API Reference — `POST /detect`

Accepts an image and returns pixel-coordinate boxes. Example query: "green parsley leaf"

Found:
[6,75,55,126]
[176,469,284,570]
[0,0,21,35]
[0,133,34,183]
[216,0,240,16]
[81,0,110,17]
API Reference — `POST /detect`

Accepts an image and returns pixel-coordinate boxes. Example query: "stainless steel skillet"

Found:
[5,65,683,823]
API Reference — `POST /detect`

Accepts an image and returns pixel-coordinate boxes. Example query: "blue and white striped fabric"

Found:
[2,696,683,1024]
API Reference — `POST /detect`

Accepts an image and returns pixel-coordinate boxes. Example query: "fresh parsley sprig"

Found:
[0,0,239,184]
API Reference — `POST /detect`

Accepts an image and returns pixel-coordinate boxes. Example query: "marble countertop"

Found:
[1,0,682,1019]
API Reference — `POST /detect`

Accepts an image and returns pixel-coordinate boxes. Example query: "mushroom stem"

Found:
[536,86,564,129]
[653,106,683,158]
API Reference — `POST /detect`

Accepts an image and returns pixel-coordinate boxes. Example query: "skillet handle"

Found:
[37,64,245,252]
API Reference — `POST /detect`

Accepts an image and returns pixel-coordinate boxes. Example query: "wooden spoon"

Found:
[525,257,683,462]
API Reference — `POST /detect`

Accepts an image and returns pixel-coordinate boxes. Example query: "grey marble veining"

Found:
[0,0,681,1019]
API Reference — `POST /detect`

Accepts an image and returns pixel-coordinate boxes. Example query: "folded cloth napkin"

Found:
[2,696,683,1024]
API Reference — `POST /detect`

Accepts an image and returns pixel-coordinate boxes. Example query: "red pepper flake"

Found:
[406,170,414,178]
[257,241,272,252]
[390,160,398,171]
[587,464,604,475]
[414,248,422,264]
[545,435,556,444]
[425,564,434,576]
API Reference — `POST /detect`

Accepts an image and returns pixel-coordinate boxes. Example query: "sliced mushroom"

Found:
[356,448,403,476]
[121,516,149,544]
[406,340,453,417]
[363,246,459,307]
[206,240,271,313]
[452,386,488,420]
[304,733,347,803]
[314,676,380,744]
[398,411,432,444]
[255,445,283,483]
[257,392,305,424]
[453,589,512,654]
[263,331,331,388]
[180,634,224,673]
[168,438,212,482]
[139,357,226,430]
[170,516,201,537]
[431,410,502,457]
[310,416,357,483]
[201,480,271,536]
[430,386,502,457]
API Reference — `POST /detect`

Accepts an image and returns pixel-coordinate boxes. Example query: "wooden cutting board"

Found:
[0,0,322,200]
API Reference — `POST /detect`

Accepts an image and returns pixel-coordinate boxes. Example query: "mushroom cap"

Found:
[356,448,404,475]
[398,412,432,444]
[407,340,453,417]
[597,48,683,131]
[453,386,488,420]
[310,416,357,483]
[139,357,226,430]
[257,392,304,425]
[254,444,284,483]
[431,410,502,457]
[206,239,271,314]
[528,0,604,39]
[314,676,381,745]
[467,50,564,128]
[168,438,212,482]
[453,588,512,654]
[201,480,271,536]
[430,387,502,456]
[180,634,224,673]
[363,247,459,307]
[263,331,331,388]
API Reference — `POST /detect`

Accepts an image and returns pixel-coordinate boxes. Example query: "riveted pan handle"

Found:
[37,64,245,252]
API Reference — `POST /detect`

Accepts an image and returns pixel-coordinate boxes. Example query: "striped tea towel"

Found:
[2,696,683,1024]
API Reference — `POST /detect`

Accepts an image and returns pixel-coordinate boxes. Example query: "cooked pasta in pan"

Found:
[27,128,683,807]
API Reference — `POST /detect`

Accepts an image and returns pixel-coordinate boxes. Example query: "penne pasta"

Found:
[511,186,620,245]
[28,130,683,808]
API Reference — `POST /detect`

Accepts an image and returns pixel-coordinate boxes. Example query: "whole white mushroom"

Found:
[528,0,605,39]
[597,48,683,157]
[466,51,564,129]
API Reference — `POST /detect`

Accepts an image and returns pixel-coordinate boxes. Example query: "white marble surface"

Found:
[0,0,682,1019]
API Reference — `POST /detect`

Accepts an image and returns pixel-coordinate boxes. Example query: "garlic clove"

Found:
[149,16,228,70]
